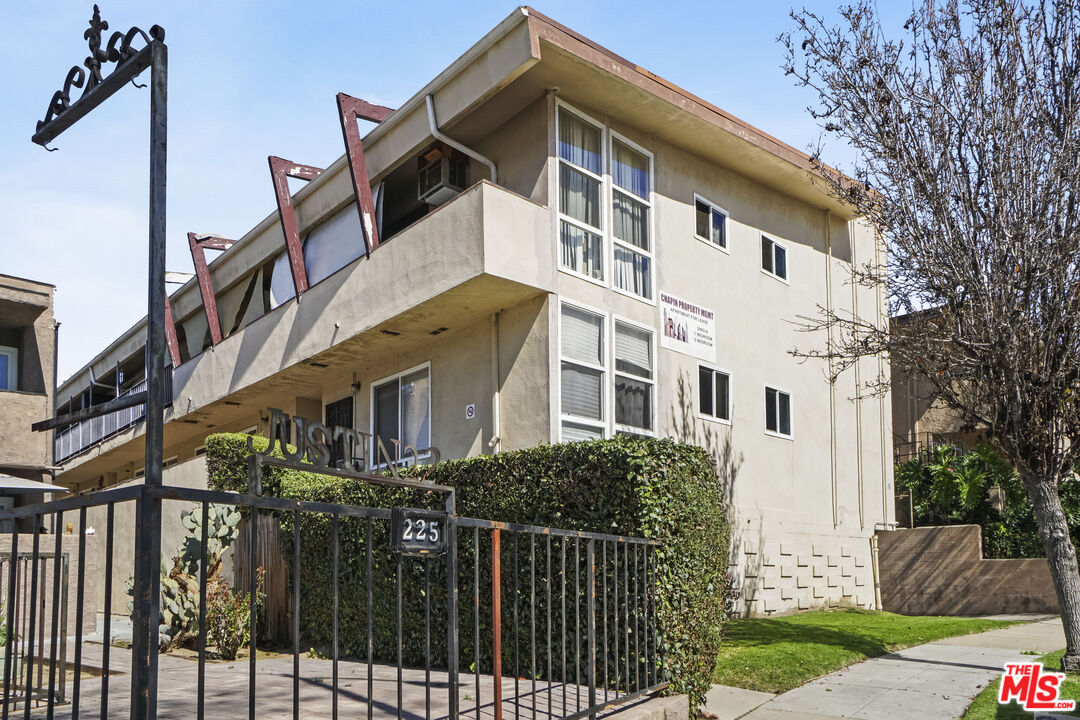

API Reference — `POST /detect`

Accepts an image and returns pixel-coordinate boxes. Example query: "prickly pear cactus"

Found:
[127,503,242,650]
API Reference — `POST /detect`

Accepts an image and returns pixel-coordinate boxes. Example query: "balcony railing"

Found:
[54,368,173,463]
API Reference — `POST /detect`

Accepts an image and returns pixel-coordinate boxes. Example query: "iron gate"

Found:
[0,454,666,720]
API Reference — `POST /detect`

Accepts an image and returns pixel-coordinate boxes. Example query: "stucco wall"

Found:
[877,525,1058,616]
[0,533,96,637]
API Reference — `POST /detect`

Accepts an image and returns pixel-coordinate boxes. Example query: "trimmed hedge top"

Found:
[206,433,729,710]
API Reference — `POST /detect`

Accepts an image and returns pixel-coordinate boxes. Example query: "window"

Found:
[0,346,17,391]
[765,386,792,437]
[556,103,654,301]
[611,136,653,300]
[558,107,604,282]
[614,321,654,433]
[761,235,788,281]
[699,366,731,422]
[325,396,354,468]
[372,365,431,462]
[694,196,727,250]
[560,303,605,440]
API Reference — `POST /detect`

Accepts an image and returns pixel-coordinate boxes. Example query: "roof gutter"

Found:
[425,94,497,184]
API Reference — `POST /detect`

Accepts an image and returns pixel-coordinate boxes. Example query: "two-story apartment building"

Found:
[47,8,893,615]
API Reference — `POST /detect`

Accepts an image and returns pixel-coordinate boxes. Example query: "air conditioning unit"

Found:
[418,145,468,206]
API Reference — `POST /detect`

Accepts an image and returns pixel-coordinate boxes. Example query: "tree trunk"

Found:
[1027,475,1080,671]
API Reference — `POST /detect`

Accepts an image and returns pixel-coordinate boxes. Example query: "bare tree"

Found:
[781,0,1080,667]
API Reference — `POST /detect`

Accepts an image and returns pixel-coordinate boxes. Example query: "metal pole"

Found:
[130,37,167,720]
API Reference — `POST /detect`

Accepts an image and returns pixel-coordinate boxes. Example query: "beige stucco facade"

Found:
[50,8,892,616]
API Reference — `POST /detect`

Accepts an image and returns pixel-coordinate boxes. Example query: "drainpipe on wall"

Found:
[489,312,502,454]
[425,95,498,184]
[869,533,882,610]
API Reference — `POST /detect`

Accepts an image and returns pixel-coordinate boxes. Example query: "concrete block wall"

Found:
[877,524,1058,616]
[735,531,876,616]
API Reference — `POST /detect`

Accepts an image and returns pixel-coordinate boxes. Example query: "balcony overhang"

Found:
[54,181,554,487]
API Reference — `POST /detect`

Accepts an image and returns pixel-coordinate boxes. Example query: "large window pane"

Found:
[560,221,604,281]
[374,380,399,456]
[765,387,778,432]
[615,322,652,378]
[611,139,649,199]
[762,237,774,274]
[0,354,9,391]
[715,372,730,421]
[614,246,652,299]
[559,165,601,227]
[400,369,431,449]
[558,109,601,174]
[778,391,791,436]
[696,200,710,240]
[561,362,603,420]
[561,305,604,364]
[613,192,649,251]
[774,245,787,280]
[615,375,652,430]
[711,208,726,247]
[699,366,713,416]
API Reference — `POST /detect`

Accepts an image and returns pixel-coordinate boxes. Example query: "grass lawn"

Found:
[963,649,1080,719]
[714,608,1017,694]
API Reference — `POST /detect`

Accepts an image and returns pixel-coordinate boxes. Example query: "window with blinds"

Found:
[614,321,653,432]
[560,304,605,439]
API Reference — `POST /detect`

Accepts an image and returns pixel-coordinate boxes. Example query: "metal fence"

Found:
[0,464,665,720]
[54,369,174,463]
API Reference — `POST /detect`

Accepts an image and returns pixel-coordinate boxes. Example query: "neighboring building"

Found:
[0,273,58,523]
[49,8,892,615]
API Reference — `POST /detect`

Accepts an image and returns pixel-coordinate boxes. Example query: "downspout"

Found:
[489,312,502,453]
[51,321,60,467]
[870,533,883,610]
[425,95,498,184]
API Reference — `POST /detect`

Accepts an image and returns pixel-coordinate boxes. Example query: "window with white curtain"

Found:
[611,137,653,300]
[556,103,655,300]
[560,303,605,440]
[614,321,653,433]
[557,107,604,282]
[372,365,431,463]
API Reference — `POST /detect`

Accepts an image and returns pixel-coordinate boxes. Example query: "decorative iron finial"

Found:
[35,5,165,134]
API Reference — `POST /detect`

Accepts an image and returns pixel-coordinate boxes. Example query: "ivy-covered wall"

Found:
[206,433,729,709]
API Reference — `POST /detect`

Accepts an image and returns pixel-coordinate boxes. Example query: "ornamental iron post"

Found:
[31,6,167,719]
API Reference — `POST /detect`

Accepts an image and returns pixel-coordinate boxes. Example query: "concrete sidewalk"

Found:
[706,617,1066,720]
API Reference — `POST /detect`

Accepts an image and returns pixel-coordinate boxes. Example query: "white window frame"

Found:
[555,101,608,288]
[613,315,657,437]
[764,384,793,439]
[369,361,433,465]
[693,194,729,254]
[554,100,656,304]
[558,300,609,441]
[761,235,790,284]
[608,130,656,305]
[0,346,17,391]
[697,365,733,425]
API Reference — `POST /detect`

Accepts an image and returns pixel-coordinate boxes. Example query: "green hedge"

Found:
[206,433,729,709]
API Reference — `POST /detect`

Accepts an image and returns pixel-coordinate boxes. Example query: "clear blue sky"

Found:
[0,1,903,383]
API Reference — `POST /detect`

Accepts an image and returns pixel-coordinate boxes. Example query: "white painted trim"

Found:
[612,315,658,437]
[693,193,730,254]
[369,361,433,463]
[761,234,790,284]
[697,364,733,425]
[764,384,794,439]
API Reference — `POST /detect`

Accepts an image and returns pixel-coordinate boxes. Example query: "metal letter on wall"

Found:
[268,156,324,297]
[187,232,235,345]
[336,93,394,253]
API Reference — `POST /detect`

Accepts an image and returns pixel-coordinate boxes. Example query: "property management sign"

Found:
[660,292,716,363]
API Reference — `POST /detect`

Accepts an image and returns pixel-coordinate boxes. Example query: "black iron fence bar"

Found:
[455,518,661,547]
[396,552,403,720]
[366,517,374,720]
[0,484,143,521]
[48,512,63,720]
[292,508,301,720]
[575,538,581,713]
[22,527,41,720]
[546,534,552,720]
[332,513,340,720]
[248,506,258,720]
[513,533,519,720]
[151,485,397,519]
[425,558,432,720]
[474,526,481,720]
[4,529,20,720]
[530,534,537,720]
[100,503,114,720]
[586,539,596,720]
[72,507,87,720]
